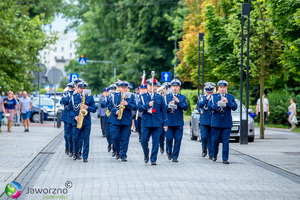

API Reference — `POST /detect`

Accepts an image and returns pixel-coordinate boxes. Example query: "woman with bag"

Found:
[0,95,6,133]
[288,98,297,130]
[3,91,17,132]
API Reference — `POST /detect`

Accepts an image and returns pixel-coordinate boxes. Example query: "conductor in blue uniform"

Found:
[108,81,137,162]
[60,82,75,157]
[68,81,96,162]
[208,80,237,164]
[138,78,168,165]
[197,82,215,159]
[164,79,188,162]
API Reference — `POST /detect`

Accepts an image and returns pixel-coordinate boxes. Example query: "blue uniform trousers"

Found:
[64,122,73,152]
[166,126,183,159]
[106,122,116,152]
[141,127,162,162]
[72,124,83,155]
[200,125,213,157]
[73,125,91,159]
[111,125,131,159]
[64,122,69,150]
[159,130,165,148]
[212,127,231,161]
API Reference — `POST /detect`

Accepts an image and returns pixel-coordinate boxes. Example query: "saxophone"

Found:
[117,94,125,120]
[105,97,111,117]
[77,94,88,129]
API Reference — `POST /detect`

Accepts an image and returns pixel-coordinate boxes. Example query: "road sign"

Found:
[47,68,64,84]
[70,73,79,82]
[161,72,171,82]
[78,55,87,65]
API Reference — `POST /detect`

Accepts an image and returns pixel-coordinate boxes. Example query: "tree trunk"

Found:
[260,36,265,139]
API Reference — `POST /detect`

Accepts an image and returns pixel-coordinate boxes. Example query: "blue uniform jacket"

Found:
[68,93,96,127]
[164,93,188,126]
[101,96,110,123]
[60,91,74,123]
[138,92,168,128]
[108,93,137,126]
[197,94,212,126]
[208,93,237,128]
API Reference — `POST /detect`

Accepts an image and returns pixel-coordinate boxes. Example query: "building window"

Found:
[48,52,50,55]
[54,47,57,52]
[62,47,64,52]
[70,53,72,58]
[70,43,72,48]
[62,56,64,60]
[54,56,57,60]
[44,52,46,55]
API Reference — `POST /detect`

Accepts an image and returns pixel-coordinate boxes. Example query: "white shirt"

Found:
[257,98,269,112]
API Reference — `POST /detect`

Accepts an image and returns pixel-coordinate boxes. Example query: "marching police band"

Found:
[60,74,237,165]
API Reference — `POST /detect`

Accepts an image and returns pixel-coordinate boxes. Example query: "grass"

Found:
[255,122,300,133]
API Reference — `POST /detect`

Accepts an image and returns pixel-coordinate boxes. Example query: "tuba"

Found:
[76,90,91,129]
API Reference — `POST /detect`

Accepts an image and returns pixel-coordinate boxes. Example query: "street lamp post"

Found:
[240,3,251,144]
[198,33,204,96]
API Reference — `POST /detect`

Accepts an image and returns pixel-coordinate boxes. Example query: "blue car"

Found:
[30,104,48,123]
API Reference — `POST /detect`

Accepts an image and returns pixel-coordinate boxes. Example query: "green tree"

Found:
[0,0,57,92]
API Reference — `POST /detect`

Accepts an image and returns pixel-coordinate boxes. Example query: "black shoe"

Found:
[73,154,78,161]
[103,134,106,138]
[24,129,28,132]
[144,155,149,163]
[160,147,164,154]
[83,159,88,162]
[77,154,82,160]
[112,151,116,157]
[121,158,127,162]
[65,149,69,155]
[209,156,212,160]
[151,161,156,165]
[69,152,73,157]
[27,129,29,132]
[108,145,111,152]
[167,153,172,160]
[139,138,141,142]
[116,153,121,160]
[172,158,178,162]
[212,156,217,162]
[223,160,229,164]
[202,150,207,157]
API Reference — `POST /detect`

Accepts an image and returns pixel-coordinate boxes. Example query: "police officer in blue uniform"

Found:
[197,82,215,159]
[72,77,85,159]
[68,81,96,162]
[138,78,168,165]
[60,82,75,156]
[164,79,188,162]
[101,85,117,155]
[108,81,137,162]
[208,80,237,164]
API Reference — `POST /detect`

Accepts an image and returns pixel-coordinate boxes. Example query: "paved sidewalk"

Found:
[0,123,62,195]
[230,127,300,176]
[19,124,300,200]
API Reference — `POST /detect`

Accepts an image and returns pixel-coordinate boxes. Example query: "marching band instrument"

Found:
[117,92,131,120]
[77,89,91,129]
[148,71,155,114]
[168,92,178,114]
[218,91,226,113]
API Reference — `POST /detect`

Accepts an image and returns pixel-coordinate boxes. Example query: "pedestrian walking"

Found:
[14,94,20,126]
[288,98,297,130]
[19,91,32,132]
[0,93,5,133]
[256,93,270,125]
[3,91,17,132]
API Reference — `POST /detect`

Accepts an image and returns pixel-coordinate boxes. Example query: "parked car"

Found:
[190,99,255,142]
[32,98,58,120]
[30,105,48,123]
[51,96,64,111]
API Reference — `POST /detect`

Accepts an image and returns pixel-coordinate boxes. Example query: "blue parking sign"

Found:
[161,72,171,82]
[70,73,79,82]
